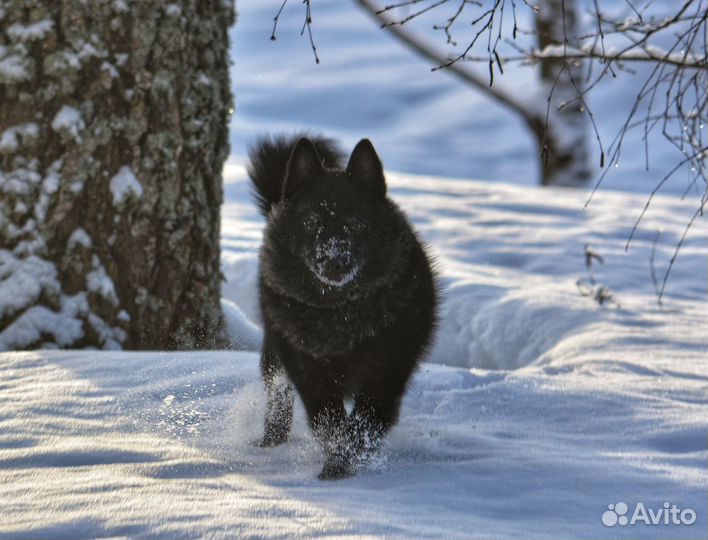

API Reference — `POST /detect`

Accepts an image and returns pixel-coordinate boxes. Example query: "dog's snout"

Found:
[323,255,352,277]
[331,256,347,272]
[310,236,358,285]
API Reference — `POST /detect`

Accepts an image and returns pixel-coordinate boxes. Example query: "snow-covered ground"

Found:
[1,162,706,539]
[2,0,707,537]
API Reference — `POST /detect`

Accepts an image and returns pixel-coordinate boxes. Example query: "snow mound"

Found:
[221,164,706,373]
[221,298,262,350]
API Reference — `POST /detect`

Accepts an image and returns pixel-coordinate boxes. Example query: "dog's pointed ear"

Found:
[346,139,386,199]
[283,137,323,200]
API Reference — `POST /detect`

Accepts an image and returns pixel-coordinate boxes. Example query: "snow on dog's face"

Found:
[303,217,361,288]
[262,138,414,303]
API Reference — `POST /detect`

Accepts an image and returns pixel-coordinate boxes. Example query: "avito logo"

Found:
[602,502,696,527]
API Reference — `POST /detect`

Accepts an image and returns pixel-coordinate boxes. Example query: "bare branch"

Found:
[270,0,320,64]
[355,0,541,122]
[458,46,708,68]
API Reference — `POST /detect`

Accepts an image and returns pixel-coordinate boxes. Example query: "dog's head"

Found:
[262,137,412,302]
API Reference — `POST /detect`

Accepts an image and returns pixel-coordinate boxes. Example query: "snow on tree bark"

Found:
[533,0,591,187]
[0,0,235,350]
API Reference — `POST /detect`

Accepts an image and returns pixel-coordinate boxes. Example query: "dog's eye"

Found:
[347,219,364,234]
[303,215,319,234]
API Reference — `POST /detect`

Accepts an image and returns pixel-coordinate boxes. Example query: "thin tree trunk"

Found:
[535,0,592,186]
[0,1,234,350]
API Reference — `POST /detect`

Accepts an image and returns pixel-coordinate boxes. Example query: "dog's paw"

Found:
[318,456,354,480]
[259,434,287,448]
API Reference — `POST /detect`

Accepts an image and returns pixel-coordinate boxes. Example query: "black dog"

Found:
[248,134,437,479]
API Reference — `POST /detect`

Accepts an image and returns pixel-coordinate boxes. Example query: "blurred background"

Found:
[229,0,700,195]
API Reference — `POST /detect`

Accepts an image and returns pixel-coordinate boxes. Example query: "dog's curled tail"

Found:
[247,133,345,216]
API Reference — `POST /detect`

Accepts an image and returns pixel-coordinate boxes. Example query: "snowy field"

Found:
[2,0,707,538]
[1,163,706,539]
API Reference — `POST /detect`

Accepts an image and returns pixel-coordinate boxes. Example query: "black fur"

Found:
[247,134,345,216]
[249,134,438,479]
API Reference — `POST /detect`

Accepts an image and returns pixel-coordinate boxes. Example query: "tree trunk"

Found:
[0,0,234,350]
[534,0,591,186]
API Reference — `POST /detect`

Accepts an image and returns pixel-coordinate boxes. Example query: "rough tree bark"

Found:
[0,0,234,350]
[534,0,591,186]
